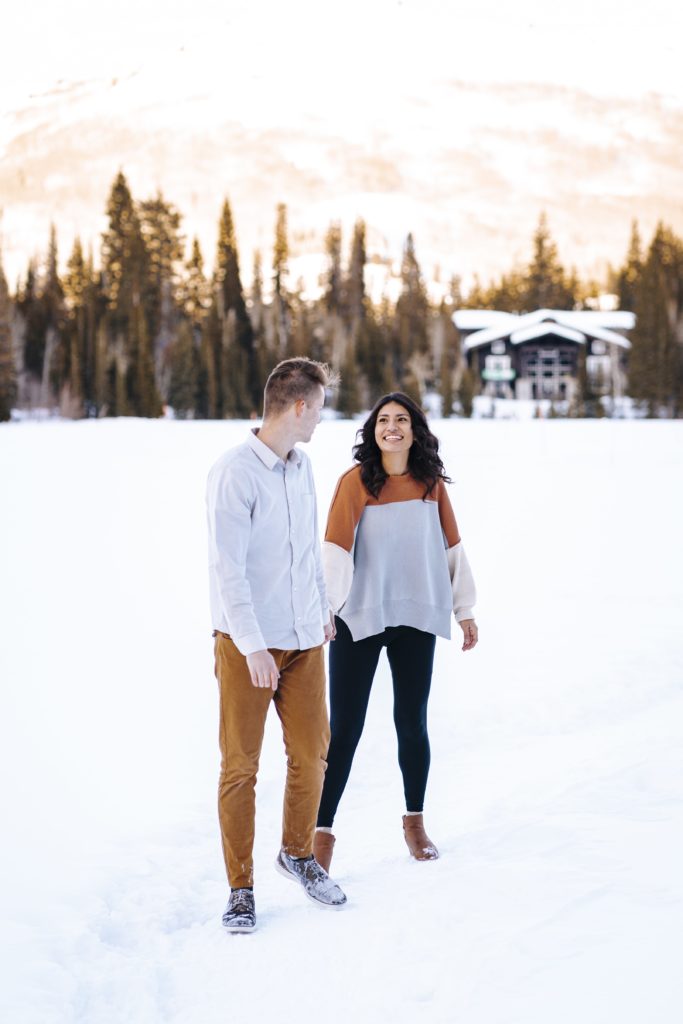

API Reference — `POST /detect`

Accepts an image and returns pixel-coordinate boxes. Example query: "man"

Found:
[206,357,346,934]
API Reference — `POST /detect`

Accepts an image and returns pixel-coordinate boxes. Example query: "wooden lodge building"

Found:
[453,309,636,401]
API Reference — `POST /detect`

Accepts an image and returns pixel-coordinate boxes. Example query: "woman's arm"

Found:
[436,480,477,623]
[446,541,477,621]
[323,467,368,613]
[322,541,355,613]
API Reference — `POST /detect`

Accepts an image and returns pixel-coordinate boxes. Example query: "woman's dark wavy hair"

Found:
[353,392,451,499]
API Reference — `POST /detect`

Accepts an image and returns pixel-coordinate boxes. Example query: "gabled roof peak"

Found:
[453,308,634,351]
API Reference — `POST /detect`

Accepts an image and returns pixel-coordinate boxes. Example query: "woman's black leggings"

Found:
[317,615,437,828]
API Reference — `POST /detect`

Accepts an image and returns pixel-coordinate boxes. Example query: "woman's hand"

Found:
[459,618,478,651]
[323,612,337,644]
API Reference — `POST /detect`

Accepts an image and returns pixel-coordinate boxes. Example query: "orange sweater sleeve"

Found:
[324,467,369,552]
[436,479,461,547]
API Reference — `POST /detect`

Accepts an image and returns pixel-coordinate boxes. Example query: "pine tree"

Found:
[168,319,199,418]
[402,353,428,406]
[181,238,210,326]
[62,237,92,416]
[86,253,106,415]
[356,302,388,401]
[522,213,575,311]
[101,172,162,416]
[273,203,289,297]
[629,223,683,416]
[180,238,210,418]
[214,199,257,414]
[489,267,528,312]
[395,233,430,386]
[138,192,184,398]
[250,250,272,406]
[0,250,16,422]
[323,222,343,315]
[16,262,49,410]
[42,225,67,407]
[346,219,367,326]
[102,172,143,323]
[130,301,163,417]
[617,221,643,312]
[434,293,461,416]
[272,203,290,355]
[290,286,314,358]
[220,309,250,417]
[336,341,361,416]
[461,274,490,309]
[458,367,475,418]
[204,298,222,418]
[93,320,108,416]
[440,346,454,417]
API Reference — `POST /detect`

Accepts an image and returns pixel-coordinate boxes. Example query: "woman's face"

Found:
[374,401,414,456]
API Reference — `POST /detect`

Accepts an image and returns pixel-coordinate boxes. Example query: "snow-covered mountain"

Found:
[1,8,682,289]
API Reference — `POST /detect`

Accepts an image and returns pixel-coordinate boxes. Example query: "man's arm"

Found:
[207,465,267,656]
[209,466,282,687]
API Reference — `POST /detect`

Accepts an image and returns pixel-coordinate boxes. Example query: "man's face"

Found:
[297,385,326,442]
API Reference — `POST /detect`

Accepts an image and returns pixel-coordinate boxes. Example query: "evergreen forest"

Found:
[1,173,682,423]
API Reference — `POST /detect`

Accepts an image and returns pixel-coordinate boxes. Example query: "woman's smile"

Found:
[375,402,414,455]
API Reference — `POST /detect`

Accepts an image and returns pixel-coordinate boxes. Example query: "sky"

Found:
[4,0,682,103]
[1,0,683,288]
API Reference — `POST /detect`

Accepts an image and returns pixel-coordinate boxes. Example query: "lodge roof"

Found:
[453,309,635,352]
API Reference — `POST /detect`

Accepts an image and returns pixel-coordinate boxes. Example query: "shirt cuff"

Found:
[232,630,268,656]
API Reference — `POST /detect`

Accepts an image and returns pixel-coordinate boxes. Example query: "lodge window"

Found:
[587,355,610,378]
[519,345,578,399]
[485,355,511,373]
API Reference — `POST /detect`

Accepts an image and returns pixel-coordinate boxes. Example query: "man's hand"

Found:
[246,650,280,690]
[459,618,478,652]
[323,612,337,644]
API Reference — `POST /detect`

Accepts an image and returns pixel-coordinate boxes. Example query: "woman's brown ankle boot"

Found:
[313,831,336,873]
[402,814,439,860]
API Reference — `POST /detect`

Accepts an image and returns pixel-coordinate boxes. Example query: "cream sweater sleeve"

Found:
[323,467,368,614]
[322,541,354,613]
[447,541,477,621]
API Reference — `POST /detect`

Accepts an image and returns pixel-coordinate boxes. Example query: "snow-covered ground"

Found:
[1,417,682,1024]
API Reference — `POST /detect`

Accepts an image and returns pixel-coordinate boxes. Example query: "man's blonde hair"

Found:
[263,357,339,417]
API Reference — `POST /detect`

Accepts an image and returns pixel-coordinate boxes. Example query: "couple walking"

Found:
[206,358,478,933]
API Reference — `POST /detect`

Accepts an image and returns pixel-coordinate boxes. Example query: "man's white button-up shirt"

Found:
[206,429,328,655]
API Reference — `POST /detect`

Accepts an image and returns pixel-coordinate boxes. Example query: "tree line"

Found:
[1,175,682,422]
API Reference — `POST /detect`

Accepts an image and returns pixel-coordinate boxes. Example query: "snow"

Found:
[459,310,636,351]
[1,416,683,1024]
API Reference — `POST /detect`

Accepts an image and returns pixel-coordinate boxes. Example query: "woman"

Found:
[313,392,478,871]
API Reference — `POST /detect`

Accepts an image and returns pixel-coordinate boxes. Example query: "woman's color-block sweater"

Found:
[323,465,476,642]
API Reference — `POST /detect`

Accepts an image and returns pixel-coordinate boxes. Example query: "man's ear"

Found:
[293,398,306,418]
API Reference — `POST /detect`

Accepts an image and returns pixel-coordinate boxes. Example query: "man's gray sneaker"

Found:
[275,848,347,909]
[222,887,256,933]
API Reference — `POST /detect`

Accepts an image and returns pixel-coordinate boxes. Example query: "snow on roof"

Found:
[581,324,632,349]
[456,308,634,351]
[559,310,635,330]
[511,323,586,345]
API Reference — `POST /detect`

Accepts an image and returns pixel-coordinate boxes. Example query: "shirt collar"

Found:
[247,428,302,469]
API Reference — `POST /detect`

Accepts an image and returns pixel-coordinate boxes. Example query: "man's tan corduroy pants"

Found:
[214,632,330,889]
